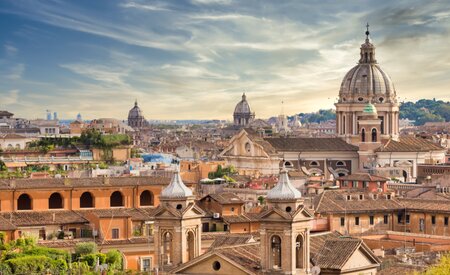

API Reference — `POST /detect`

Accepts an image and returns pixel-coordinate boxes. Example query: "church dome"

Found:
[161,168,193,199]
[128,100,143,119]
[234,93,252,115]
[339,25,397,104]
[267,169,301,200]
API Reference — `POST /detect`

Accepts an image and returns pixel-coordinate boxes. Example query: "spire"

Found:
[365,22,370,42]
[161,165,193,199]
[267,168,301,200]
[359,23,377,64]
[242,92,246,101]
[134,99,138,107]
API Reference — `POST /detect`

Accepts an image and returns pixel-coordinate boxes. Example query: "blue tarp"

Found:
[141,153,174,164]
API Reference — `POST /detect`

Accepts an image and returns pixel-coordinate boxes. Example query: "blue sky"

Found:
[1,0,449,120]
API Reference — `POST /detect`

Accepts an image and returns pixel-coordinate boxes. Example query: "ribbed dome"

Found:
[161,168,193,199]
[128,101,143,119]
[267,169,301,200]
[339,27,396,104]
[234,93,252,115]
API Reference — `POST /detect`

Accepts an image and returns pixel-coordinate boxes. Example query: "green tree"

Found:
[419,254,450,275]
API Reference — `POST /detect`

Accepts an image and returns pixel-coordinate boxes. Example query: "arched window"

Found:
[310,161,319,167]
[186,231,195,261]
[110,191,124,207]
[49,192,63,209]
[17,193,32,210]
[336,161,345,166]
[7,144,13,150]
[284,161,293,168]
[361,128,366,142]
[80,192,94,208]
[271,235,282,269]
[15,144,21,150]
[296,235,304,269]
[245,142,251,154]
[163,232,173,265]
[140,190,154,206]
[372,128,377,142]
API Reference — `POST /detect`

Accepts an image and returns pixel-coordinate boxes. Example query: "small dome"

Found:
[363,103,378,115]
[267,169,301,200]
[234,93,252,115]
[161,168,193,199]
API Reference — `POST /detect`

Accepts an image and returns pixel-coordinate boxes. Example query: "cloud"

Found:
[6,64,25,80]
[191,0,232,5]
[1,89,20,105]
[4,44,18,56]
[119,1,170,11]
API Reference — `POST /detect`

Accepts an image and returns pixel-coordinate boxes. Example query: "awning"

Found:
[4,162,27,168]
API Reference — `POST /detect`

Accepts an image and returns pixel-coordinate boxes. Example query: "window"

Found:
[359,194,364,200]
[355,217,360,226]
[432,216,436,225]
[17,193,32,210]
[245,142,251,154]
[112,228,119,239]
[384,215,388,224]
[370,216,374,225]
[371,128,377,142]
[419,219,425,232]
[445,217,449,226]
[231,207,235,212]
[110,191,124,207]
[140,257,152,272]
[310,161,319,167]
[336,161,345,166]
[353,181,358,188]
[361,128,366,142]
[284,161,293,168]
[212,261,221,271]
[80,192,94,208]
[270,235,282,269]
[363,181,369,188]
[346,195,351,201]
[386,194,391,200]
[140,190,154,206]
[49,192,63,209]
[340,217,345,227]
[406,214,410,224]
[342,181,348,187]
[397,213,403,224]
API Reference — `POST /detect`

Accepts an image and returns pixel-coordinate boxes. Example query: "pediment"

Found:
[259,208,291,221]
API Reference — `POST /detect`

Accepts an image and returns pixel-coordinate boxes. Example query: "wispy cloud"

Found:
[1,89,20,105]
[4,44,18,56]
[6,64,25,80]
[119,1,170,11]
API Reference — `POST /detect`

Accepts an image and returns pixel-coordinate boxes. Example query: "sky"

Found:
[0,0,449,120]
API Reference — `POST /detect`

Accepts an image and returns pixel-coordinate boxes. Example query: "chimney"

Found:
[103,177,110,185]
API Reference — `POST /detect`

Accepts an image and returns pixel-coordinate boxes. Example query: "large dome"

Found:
[338,27,396,104]
[128,100,143,119]
[234,93,252,115]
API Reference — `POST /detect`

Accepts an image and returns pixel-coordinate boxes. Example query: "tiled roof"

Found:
[0,176,170,190]
[337,173,389,182]
[216,244,263,274]
[244,129,278,154]
[2,211,88,226]
[309,231,342,258]
[398,198,450,213]
[264,137,358,152]
[314,190,403,214]
[312,238,363,269]
[0,133,26,139]
[209,235,256,249]
[376,136,444,152]
[76,208,154,221]
[222,213,260,223]
[0,215,17,230]
[206,192,245,205]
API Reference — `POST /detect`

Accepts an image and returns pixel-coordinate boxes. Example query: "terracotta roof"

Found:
[398,198,450,213]
[2,211,88,226]
[204,192,245,205]
[377,136,444,152]
[337,173,389,182]
[314,190,403,214]
[0,176,170,190]
[215,244,263,274]
[222,213,260,224]
[0,133,26,139]
[209,235,256,249]
[309,231,343,258]
[244,129,277,154]
[264,137,358,152]
[76,208,153,221]
[312,238,365,270]
[0,215,17,231]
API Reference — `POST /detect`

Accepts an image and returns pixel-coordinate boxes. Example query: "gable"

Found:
[173,254,252,275]
[220,130,272,158]
[341,247,376,271]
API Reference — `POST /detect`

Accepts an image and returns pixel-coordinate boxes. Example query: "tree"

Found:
[419,254,450,275]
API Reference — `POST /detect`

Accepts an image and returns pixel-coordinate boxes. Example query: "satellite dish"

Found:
[311,266,321,275]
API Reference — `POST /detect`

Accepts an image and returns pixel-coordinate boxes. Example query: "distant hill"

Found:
[292,99,450,126]
[400,99,450,126]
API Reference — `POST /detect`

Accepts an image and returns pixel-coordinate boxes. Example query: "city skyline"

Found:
[1,0,450,120]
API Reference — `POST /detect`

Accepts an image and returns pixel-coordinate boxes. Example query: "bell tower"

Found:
[259,169,313,274]
[153,167,204,272]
